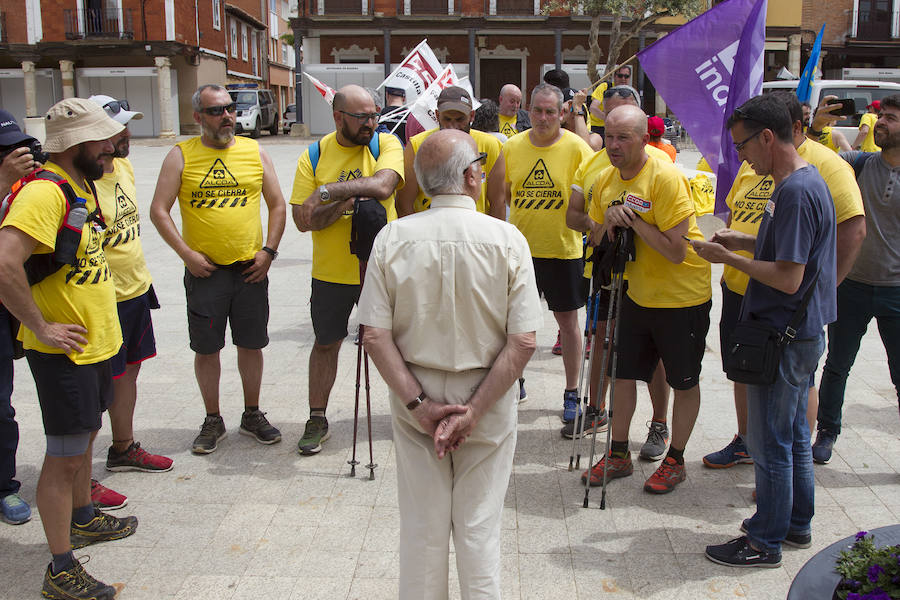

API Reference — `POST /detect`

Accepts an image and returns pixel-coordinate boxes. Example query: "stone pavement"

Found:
[1,136,897,600]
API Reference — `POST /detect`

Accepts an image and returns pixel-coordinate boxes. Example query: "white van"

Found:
[762,79,900,141]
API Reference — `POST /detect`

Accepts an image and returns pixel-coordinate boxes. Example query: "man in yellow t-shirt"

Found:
[151,84,287,455]
[853,100,881,152]
[588,64,633,137]
[497,84,531,138]
[398,86,505,219]
[583,104,712,495]
[0,98,136,598]
[701,91,866,470]
[290,84,404,456]
[504,83,594,424]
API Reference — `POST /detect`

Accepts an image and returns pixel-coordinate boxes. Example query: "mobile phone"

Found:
[826,98,857,117]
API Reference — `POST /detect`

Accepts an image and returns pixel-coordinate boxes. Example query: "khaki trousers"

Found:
[393,365,517,600]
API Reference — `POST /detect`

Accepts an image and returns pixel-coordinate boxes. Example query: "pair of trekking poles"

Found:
[567,227,635,509]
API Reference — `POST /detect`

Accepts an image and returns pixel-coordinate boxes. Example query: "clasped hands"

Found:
[411,399,477,459]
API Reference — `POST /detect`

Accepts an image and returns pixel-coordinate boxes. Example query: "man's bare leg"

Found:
[195,351,221,415]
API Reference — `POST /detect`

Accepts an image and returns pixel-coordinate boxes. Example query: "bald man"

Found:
[498,83,532,138]
[290,84,404,455]
[583,105,711,495]
[359,128,541,599]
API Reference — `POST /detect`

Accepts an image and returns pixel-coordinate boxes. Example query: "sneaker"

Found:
[239,409,282,444]
[298,416,330,455]
[702,435,753,469]
[705,536,782,568]
[581,452,633,486]
[518,378,527,403]
[561,389,581,424]
[89,479,127,511]
[0,492,31,525]
[740,519,811,549]
[643,457,686,494]
[561,406,608,439]
[106,442,173,473]
[192,415,226,454]
[639,420,669,461]
[70,509,138,549]
[812,429,837,464]
[551,331,562,355]
[42,558,116,600]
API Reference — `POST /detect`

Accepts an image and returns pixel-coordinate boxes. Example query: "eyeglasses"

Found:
[103,99,130,116]
[340,110,380,124]
[463,152,488,174]
[615,72,630,79]
[603,87,638,102]
[199,102,237,116]
[733,128,764,151]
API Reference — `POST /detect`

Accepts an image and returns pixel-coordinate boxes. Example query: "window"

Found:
[212,0,220,30]
[241,24,248,60]
[282,41,288,63]
[230,20,238,56]
[251,30,259,75]
[270,7,278,39]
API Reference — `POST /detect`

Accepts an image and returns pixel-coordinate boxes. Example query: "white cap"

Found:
[88,94,144,124]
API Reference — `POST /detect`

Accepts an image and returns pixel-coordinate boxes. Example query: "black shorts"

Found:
[111,286,160,378]
[184,265,269,354]
[533,258,587,312]
[311,278,361,346]
[26,351,113,436]
[613,295,711,390]
[718,282,744,371]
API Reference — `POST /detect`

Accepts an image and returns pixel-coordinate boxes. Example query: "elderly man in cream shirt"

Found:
[359,128,542,599]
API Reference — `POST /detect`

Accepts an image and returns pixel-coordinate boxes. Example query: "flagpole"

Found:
[585,53,639,91]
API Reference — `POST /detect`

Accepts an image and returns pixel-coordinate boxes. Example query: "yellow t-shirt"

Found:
[176,136,264,265]
[588,155,711,308]
[1,163,122,364]
[860,112,881,152]
[588,82,609,129]
[94,158,152,302]
[504,129,594,260]
[409,128,502,214]
[816,127,839,153]
[498,114,520,139]
[723,140,865,294]
[289,132,404,285]
[696,157,714,173]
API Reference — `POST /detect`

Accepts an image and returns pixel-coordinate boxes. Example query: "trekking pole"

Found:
[598,265,627,510]
[568,294,595,471]
[348,333,363,477]
[570,293,600,470]
[575,290,614,471]
[362,336,377,480]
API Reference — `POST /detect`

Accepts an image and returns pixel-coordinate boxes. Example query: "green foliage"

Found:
[280,32,294,46]
[834,532,900,600]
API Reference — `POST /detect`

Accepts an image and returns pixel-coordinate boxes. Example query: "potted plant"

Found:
[833,531,900,600]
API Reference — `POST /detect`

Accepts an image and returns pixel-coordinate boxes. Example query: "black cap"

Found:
[385,87,406,99]
[0,110,34,148]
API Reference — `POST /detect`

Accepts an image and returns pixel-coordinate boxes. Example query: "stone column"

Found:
[59,60,75,99]
[155,56,176,139]
[788,34,802,77]
[22,61,37,116]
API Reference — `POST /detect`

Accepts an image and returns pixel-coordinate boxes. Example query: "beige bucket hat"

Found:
[43,98,125,153]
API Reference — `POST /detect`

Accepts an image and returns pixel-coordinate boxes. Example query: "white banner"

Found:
[376,39,442,105]
[304,71,335,105]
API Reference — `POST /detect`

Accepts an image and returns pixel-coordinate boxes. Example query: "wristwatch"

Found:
[406,392,426,411]
[318,184,330,202]
[262,246,278,260]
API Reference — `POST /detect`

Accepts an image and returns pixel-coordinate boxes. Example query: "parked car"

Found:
[283,103,296,134]
[226,84,278,138]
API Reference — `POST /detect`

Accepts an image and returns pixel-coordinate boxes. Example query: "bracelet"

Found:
[406,393,426,411]
[262,246,278,259]
[808,128,823,137]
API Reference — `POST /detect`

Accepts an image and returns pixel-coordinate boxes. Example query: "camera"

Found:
[0,138,49,165]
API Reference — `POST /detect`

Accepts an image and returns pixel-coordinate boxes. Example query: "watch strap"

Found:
[406,393,426,411]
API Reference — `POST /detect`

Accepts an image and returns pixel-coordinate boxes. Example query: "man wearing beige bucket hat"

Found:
[0,97,139,600]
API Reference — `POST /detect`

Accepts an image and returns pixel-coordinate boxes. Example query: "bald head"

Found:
[606,104,647,136]
[498,84,523,117]
[333,84,374,113]
[414,129,478,198]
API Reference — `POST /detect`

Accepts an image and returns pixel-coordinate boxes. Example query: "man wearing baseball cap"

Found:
[0,97,138,600]
[86,95,173,511]
[647,115,676,162]
[0,110,42,527]
[398,85,506,219]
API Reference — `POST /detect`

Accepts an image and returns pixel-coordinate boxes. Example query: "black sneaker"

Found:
[42,559,116,600]
[705,536,782,568]
[740,519,811,549]
[70,509,138,549]
[561,406,608,438]
[192,415,226,454]
[812,429,837,464]
[239,409,282,444]
[298,416,330,455]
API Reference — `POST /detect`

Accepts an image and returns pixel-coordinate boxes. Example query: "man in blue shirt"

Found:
[692,94,836,568]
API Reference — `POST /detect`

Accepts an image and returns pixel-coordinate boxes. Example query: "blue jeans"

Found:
[0,305,20,497]
[745,332,825,554]
[818,280,900,434]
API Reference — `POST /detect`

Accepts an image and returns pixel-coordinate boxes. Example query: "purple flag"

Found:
[637,0,767,215]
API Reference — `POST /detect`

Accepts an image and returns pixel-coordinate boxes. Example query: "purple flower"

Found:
[847,593,860,600]
[867,564,885,583]
[865,589,890,600]
[856,531,869,541]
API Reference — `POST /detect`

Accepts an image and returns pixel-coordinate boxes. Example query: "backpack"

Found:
[307,134,381,175]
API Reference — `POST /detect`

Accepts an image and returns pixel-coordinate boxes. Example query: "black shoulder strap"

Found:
[851,152,876,180]
[782,268,821,342]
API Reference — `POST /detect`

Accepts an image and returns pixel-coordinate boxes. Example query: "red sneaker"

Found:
[106,442,174,473]
[552,331,562,355]
[643,457,686,494]
[581,452,633,486]
[90,479,128,510]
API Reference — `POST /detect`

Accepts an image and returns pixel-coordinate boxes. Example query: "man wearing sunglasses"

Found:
[150,84,287,455]
[290,84,403,456]
[398,86,506,220]
[588,64,634,139]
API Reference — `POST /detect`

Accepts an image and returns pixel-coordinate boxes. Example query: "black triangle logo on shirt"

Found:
[113,182,137,222]
[500,121,516,137]
[199,159,238,188]
[523,159,555,189]
[745,177,774,201]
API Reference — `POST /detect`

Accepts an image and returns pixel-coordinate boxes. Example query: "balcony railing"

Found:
[64,8,134,40]
[856,17,892,41]
[397,0,454,15]
[489,0,538,15]
[307,0,374,15]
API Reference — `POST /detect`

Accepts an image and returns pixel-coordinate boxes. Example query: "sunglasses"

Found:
[463,152,488,174]
[199,102,237,116]
[603,87,637,101]
[615,72,630,79]
[733,128,764,151]
[103,99,130,116]
[340,110,380,124]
